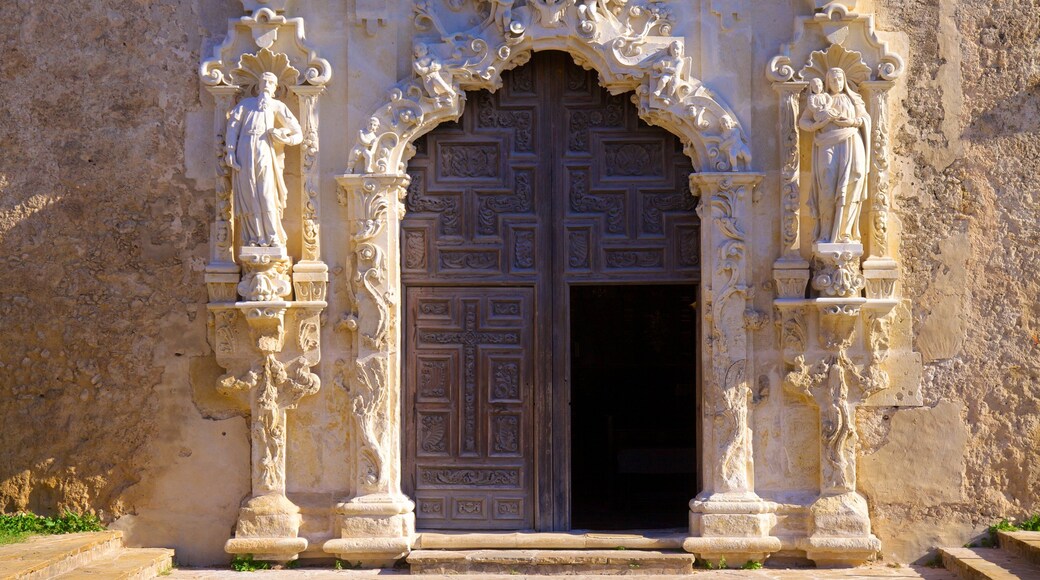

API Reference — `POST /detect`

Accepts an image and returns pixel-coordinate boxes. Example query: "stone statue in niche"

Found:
[799,67,870,245]
[226,71,303,247]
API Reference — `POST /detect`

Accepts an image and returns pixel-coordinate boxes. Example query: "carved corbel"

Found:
[200,0,330,563]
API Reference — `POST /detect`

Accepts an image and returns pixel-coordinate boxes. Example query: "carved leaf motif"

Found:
[476,93,534,152]
[440,251,499,270]
[439,144,500,178]
[406,176,461,236]
[492,415,520,454]
[420,414,448,453]
[492,361,520,400]
[604,143,660,176]
[513,231,534,269]
[570,171,624,234]
[419,358,449,399]
[405,229,428,270]
[420,468,520,487]
[643,187,696,234]
[569,230,590,268]
[568,94,625,152]
[478,171,533,235]
[677,227,700,267]
[604,249,664,269]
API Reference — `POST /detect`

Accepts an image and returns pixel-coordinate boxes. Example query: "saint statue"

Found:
[799,67,870,245]
[226,71,303,247]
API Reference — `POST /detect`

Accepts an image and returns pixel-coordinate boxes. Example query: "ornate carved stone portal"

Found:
[194,0,918,569]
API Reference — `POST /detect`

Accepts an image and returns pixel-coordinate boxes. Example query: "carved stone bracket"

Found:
[683,173,781,565]
[324,174,414,565]
[200,0,331,562]
[209,301,324,562]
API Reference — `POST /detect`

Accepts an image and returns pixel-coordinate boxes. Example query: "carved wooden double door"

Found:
[402,52,698,531]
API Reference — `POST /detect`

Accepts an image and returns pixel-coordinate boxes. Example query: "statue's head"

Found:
[260,71,279,96]
[809,77,824,94]
[825,67,846,93]
[414,43,428,58]
[366,116,380,131]
[670,40,684,58]
[720,115,736,131]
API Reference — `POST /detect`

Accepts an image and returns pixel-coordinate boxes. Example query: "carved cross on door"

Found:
[419,301,521,454]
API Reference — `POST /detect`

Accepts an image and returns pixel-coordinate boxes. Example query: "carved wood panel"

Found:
[402,52,699,531]
[406,287,535,530]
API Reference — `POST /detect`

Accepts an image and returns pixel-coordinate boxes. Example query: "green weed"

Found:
[230,554,271,572]
[741,560,763,569]
[0,511,104,545]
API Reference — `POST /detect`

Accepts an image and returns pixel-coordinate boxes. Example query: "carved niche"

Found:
[199,0,331,563]
[769,0,922,567]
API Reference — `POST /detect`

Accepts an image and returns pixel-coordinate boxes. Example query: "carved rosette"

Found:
[200,0,330,563]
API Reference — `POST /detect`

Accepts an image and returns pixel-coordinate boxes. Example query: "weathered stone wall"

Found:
[856,0,1040,562]
[0,0,1036,567]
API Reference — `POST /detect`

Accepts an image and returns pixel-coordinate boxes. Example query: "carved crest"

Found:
[233,48,301,97]
[800,44,870,89]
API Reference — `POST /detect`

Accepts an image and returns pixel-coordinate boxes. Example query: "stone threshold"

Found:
[414,529,686,550]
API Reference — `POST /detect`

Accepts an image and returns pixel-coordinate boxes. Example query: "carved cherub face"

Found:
[810,77,824,94]
[260,72,278,97]
[414,43,428,58]
[670,40,684,58]
[826,67,846,93]
[720,115,735,131]
[366,117,379,132]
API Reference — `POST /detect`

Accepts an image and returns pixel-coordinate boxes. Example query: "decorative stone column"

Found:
[217,302,323,562]
[859,80,898,301]
[200,0,331,564]
[683,173,781,566]
[323,174,414,566]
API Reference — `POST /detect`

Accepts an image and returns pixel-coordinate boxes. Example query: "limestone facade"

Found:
[0,0,1037,569]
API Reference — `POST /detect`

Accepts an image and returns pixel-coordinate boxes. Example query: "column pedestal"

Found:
[324,495,415,566]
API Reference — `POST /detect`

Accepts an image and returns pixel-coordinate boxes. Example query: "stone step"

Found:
[406,549,697,575]
[998,531,1040,568]
[940,546,1040,580]
[53,548,174,580]
[0,531,123,579]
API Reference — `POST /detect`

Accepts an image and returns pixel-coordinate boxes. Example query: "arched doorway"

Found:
[401,52,699,532]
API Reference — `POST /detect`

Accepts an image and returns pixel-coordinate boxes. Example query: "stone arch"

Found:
[344,0,752,178]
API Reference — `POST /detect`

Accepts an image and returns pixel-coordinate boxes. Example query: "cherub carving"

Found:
[413,44,454,106]
[652,40,687,104]
[349,117,400,174]
[719,115,751,171]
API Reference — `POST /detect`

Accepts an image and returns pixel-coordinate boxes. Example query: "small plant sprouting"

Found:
[741,560,763,569]
[230,554,271,572]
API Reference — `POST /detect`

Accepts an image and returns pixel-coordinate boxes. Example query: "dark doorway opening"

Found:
[569,285,698,530]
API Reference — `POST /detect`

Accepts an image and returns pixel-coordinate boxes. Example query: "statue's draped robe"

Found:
[810,92,869,244]
[227,95,303,246]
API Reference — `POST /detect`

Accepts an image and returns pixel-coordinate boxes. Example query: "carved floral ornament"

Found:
[345,0,753,179]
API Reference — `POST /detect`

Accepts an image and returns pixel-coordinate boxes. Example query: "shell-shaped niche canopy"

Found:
[799,44,871,89]
[232,48,301,98]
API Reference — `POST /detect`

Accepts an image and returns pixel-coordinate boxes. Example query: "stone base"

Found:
[801,492,880,567]
[225,537,308,562]
[225,493,306,562]
[407,549,696,575]
[684,495,781,565]
[323,494,415,567]
[801,536,881,567]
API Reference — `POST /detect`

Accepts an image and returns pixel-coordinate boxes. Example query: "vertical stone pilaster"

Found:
[860,81,898,300]
[324,174,414,565]
[290,85,329,302]
[205,86,241,303]
[683,173,781,565]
